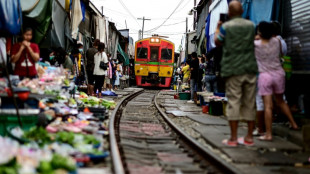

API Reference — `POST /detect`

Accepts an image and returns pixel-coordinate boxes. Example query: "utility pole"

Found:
[186,17,188,57]
[101,6,103,15]
[137,16,151,39]
[193,0,196,30]
[125,20,127,29]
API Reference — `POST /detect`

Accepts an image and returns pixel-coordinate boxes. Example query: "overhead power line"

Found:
[145,0,185,32]
[118,0,141,27]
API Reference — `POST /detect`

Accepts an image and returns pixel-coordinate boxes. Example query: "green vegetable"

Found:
[44,90,60,96]
[37,154,76,173]
[63,79,70,86]
[0,158,19,174]
[83,134,100,145]
[55,132,75,146]
[51,154,76,172]
[88,96,100,106]
[37,161,53,173]
[69,98,76,105]
[23,127,53,147]
[56,95,67,101]
[101,99,116,109]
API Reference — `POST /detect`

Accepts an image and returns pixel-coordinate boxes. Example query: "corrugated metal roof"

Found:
[283,0,310,73]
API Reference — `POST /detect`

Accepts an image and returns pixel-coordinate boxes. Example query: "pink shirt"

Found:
[255,37,284,75]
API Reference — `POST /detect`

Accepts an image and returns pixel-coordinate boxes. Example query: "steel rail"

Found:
[154,95,242,174]
[109,88,144,174]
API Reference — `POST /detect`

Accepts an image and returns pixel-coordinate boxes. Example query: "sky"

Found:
[91,0,195,52]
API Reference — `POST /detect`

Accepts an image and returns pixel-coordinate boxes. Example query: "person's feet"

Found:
[222,139,238,147]
[290,123,299,130]
[237,137,254,146]
[258,135,272,141]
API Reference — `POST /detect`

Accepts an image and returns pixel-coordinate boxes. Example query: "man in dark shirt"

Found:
[85,39,99,95]
[188,52,199,103]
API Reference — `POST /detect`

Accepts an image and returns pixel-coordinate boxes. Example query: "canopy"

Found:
[117,44,129,66]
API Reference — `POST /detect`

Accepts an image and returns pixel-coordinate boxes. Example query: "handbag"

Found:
[99,53,107,70]
[99,61,107,70]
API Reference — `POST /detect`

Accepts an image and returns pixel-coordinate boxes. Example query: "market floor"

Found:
[157,90,310,174]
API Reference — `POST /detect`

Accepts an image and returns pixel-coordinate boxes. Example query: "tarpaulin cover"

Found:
[0,0,22,35]
[70,0,85,21]
[22,0,52,44]
[40,0,72,49]
[71,0,83,39]
[23,0,49,23]
[20,0,39,12]
[207,0,228,51]
[117,44,129,66]
[249,0,274,25]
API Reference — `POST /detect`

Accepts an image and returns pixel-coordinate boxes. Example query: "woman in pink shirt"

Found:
[255,22,298,141]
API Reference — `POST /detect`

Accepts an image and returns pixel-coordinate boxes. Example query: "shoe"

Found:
[111,89,115,92]
[222,139,238,147]
[237,137,254,146]
[187,100,194,104]
[258,135,272,141]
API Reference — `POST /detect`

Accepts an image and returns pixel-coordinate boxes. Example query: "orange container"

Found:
[202,105,209,114]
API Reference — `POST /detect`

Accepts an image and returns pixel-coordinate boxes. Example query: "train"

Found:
[134,35,175,87]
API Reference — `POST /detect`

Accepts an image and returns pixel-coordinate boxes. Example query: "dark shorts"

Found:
[87,70,95,85]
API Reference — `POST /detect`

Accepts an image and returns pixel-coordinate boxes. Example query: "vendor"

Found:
[55,47,74,74]
[11,28,40,79]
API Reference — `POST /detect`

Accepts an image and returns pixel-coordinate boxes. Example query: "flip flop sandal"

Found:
[289,126,301,131]
[237,137,254,146]
[258,135,272,141]
[222,139,238,147]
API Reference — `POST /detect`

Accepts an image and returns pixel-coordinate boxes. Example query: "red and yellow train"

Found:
[134,35,175,87]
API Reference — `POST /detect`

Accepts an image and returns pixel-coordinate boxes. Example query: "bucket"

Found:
[202,105,209,114]
[179,92,191,100]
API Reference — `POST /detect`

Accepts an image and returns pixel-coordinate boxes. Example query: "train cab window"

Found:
[137,47,148,59]
[161,48,172,60]
[150,47,159,62]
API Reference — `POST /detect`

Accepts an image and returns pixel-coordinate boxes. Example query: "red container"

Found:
[202,105,209,114]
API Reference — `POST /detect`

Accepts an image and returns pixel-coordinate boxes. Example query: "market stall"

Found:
[0,65,117,174]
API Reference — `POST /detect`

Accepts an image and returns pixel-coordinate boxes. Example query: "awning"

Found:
[117,44,129,66]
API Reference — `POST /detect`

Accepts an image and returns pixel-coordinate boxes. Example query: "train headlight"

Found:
[151,38,155,42]
[155,38,159,42]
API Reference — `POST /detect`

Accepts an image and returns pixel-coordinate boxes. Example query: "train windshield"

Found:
[137,47,148,59]
[161,48,172,60]
[150,47,159,62]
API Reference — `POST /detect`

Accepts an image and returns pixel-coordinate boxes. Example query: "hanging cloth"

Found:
[71,0,83,39]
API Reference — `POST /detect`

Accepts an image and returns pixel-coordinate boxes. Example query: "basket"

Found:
[178,92,191,100]
[0,109,39,136]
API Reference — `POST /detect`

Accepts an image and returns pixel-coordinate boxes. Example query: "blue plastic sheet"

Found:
[101,91,118,96]
[0,0,22,35]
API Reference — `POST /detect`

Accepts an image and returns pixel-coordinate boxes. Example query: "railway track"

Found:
[110,89,240,174]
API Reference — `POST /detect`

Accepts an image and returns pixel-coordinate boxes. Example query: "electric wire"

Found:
[118,0,141,27]
[145,0,185,32]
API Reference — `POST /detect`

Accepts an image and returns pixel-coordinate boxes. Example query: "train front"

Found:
[134,36,174,87]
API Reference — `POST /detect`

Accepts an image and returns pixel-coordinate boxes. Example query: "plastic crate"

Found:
[0,111,38,136]
[179,92,191,100]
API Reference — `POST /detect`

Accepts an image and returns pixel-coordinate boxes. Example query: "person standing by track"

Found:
[93,42,108,97]
[86,39,99,96]
[215,0,258,146]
